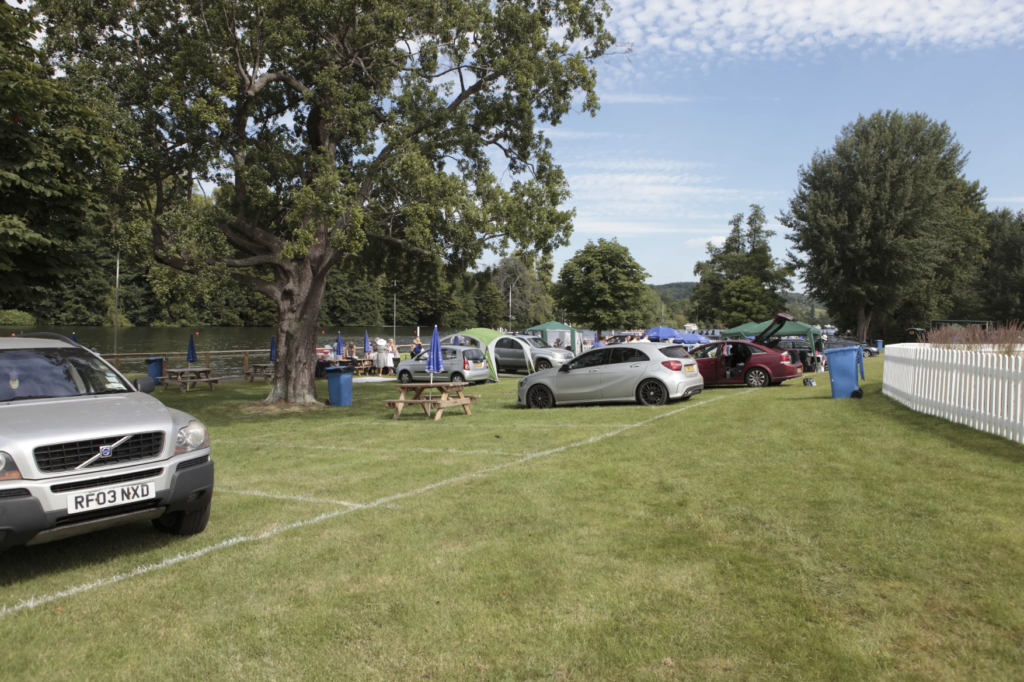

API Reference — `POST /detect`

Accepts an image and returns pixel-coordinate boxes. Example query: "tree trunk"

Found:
[856,304,873,343]
[265,267,330,405]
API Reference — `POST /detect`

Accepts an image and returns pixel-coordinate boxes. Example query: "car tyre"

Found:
[527,385,555,409]
[745,368,769,388]
[450,372,465,383]
[535,359,551,371]
[152,501,211,536]
[636,379,668,406]
[398,370,413,383]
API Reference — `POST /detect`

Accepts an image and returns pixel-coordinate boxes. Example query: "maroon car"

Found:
[689,313,805,388]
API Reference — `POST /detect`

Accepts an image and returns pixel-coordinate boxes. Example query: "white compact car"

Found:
[517,342,703,408]
[0,334,214,551]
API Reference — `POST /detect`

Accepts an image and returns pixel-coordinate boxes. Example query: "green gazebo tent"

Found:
[440,328,534,381]
[721,317,822,350]
[525,321,584,355]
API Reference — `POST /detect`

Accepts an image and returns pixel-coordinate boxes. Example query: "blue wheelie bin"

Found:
[325,365,354,407]
[822,346,865,399]
[875,339,883,353]
[145,356,165,385]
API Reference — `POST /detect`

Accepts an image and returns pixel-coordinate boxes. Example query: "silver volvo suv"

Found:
[0,334,214,551]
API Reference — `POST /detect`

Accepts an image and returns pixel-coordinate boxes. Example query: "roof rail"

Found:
[16,332,81,347]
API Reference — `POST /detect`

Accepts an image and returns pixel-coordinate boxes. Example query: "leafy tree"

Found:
[39,0,613,403]
[975,209,1024,321]
[0,3,114,308]
[690,206,793,327]
[781,110,987,341]
[554,238,649,333]
[474,280,506,329]
[490,255,554,328]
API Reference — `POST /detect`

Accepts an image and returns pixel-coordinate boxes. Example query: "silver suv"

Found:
[0,335,214,551]
[494,336,573,373]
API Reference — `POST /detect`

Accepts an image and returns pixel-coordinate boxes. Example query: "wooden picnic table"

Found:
[246,363,275,384]
[384,382,480,421]
[160,367,220,393]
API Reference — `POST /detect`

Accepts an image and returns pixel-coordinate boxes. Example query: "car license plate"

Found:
[475,362,483,367]
[67,481,156,514]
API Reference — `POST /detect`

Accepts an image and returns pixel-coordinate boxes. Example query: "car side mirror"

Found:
[134,377,155,393]
[559,364,570,373]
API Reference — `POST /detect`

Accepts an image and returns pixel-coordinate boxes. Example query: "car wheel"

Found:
[745,368,769,388]
[535,359,551,371]
[398,370,413,383]
[450,372,465,384]
[527,385,555,409]
[152,501,211,536]
[636,379,667,406]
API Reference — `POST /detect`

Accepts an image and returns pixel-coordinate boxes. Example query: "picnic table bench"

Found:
[246,363,275,384]
[384,382,480,421]
[158,367,221,393]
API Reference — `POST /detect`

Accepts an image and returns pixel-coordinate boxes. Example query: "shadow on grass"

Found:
[0,522,183,587]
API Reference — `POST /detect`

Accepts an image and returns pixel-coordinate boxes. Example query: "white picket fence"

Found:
[882,344,1024,445]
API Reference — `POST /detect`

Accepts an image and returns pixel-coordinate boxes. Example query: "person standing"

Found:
[387,338,400,374]
[374,337,389,376]
[592,336,607,348]
[411,337,423,355]
[345,341,356,360]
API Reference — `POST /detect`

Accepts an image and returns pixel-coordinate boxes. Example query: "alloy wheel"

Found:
[527,385,554,409]
[745,368,769,387]
[637,380,667,406]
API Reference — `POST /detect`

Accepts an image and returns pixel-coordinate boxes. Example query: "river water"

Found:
[0,325,459,376]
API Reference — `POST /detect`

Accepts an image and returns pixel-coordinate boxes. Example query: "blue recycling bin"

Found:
[325,365,354,407]
[145,356,164,385]
[875,339,883,353]
[822,346,865,399]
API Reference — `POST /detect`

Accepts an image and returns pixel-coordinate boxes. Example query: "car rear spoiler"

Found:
[752,312,797,346]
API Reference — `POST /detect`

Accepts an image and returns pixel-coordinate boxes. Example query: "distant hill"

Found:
[652,282,697,301]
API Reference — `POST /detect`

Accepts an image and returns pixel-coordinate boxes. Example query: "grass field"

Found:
[2,358,1023,681]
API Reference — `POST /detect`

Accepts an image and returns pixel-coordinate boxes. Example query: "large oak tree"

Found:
[38,0,614,402]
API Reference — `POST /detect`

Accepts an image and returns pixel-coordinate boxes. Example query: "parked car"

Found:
[494,336,573,373]
[0,334,214,552]
[517,343,703,408]
[828,338,878,357]
[776,338,823,371]
[396,345,490,384]
[689,339,804,387]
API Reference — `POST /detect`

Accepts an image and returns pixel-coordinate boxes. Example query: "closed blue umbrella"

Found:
[336,332,343,357]
[269,336,277,361]
[363,330,371,354]
[71,332,77,343]
[187,335,198,365]
[425,325,444,415]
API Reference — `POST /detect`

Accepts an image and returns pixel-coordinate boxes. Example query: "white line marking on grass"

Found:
[217,489,363,507]
[214,440,515,457]
[0,390,751,617]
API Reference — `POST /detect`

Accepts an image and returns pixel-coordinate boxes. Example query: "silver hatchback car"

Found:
[517,343,703,408]
[395,345,491,384]
[0,335,214,552]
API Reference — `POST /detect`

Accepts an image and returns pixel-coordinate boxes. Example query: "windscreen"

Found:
[525,337,550,348]
[0,347,131,402]
[464,349,485,361]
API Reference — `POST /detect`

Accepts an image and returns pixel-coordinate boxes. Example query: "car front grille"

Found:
[176,454,209,471]
[34,432,165,473]
[50,468,164,493]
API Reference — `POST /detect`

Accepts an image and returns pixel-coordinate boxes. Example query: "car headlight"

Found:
[519,377,528,387]
[175,420,210,455]
[0,452,23,481]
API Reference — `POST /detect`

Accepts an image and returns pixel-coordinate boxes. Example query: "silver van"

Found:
[395,345,491,384]
[494,336,573,373]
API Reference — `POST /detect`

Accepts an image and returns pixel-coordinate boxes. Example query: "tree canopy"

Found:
[554,238,649,332]
[38,0,614,402]
[689,205,793,328]
[781,110,987,341]
[0,3,114,307]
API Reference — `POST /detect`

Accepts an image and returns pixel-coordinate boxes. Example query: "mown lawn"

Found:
[1,358,1023,681]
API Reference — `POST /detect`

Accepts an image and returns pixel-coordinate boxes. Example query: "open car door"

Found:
[752,312,797,348]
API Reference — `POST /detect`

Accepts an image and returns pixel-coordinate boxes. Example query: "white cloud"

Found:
[539,128,613,139]
[575,221,692,234]
[607,0,1024,57]
[685,235,728,249]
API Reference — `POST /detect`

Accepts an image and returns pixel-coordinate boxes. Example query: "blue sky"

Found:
[533,0,1024,287]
